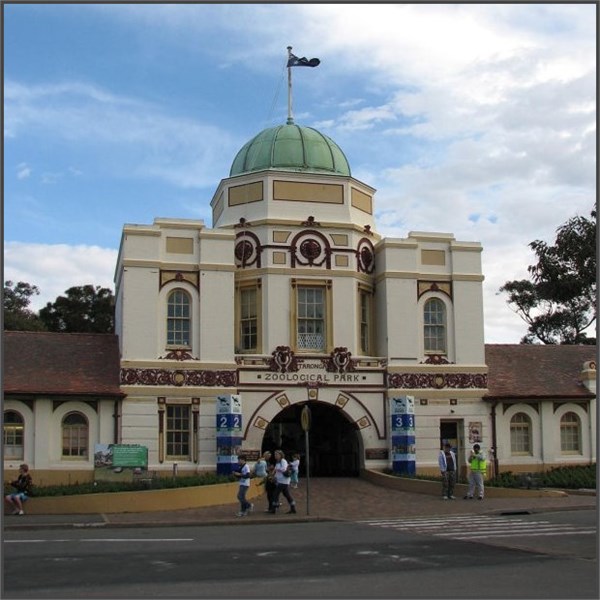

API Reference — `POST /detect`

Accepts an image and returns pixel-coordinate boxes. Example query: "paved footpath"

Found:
[4,477,596,530]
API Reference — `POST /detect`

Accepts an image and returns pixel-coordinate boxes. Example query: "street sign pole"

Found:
[301,405,312,516]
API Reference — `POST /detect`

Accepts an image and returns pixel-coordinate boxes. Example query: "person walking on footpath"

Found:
[268,449,296,514]
[438,442,457,500]
[5,463,33,515]
[253,451,270,479]
[464,443,487,500]
[289,453,300,488]
[232,454,253,517]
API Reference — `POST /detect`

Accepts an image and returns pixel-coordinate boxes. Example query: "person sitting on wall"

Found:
[5,464,33,516]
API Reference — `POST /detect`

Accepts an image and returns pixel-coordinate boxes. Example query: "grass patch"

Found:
[383,465,596,490]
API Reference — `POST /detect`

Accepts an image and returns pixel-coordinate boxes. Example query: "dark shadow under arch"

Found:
[262,402,360,477]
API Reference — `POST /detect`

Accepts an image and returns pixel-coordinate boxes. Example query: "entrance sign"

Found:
[238,360,384,386]
[390,396,416,475]
[216,394,243,475]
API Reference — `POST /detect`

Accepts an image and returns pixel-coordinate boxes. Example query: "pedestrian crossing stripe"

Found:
[356,515,596,540]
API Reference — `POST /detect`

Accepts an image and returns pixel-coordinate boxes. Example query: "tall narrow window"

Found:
[510,412,532,455]
[3,411,24,460]
[62,412,88,458]
[560,412,581,453]
[359,288,372,355]
[240,287,258,352]
[297,286,325,351]
[166,405,191,459]
[167,290,191,347]
[424,298,446,353]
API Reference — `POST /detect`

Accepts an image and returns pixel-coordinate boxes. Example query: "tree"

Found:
[39,285,115,333]
[499,207,596,344]
[3,280,47,331]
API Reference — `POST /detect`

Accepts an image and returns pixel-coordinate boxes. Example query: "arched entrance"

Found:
[261,402,361,477]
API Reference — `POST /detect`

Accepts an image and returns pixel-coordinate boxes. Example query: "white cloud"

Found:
[16,163,31,179]
[4,242,118,312]
[5,79,241,189]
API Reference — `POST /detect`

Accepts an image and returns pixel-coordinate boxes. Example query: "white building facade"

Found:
[115,122,494,479]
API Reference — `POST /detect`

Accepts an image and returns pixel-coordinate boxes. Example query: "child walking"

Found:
[289,453,300,488]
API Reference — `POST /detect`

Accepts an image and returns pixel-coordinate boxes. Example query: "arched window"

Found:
[510,412,532,455]
[424,298,446,353]
[167,290,191,347]
[62,412,88,458]
[3,411,24,460]
[560,411,581,453]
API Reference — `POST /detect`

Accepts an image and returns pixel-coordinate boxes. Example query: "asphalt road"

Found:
[4,512,597,599]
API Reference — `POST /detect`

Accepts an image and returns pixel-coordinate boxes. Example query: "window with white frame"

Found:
[62,412,89,458]
[237,285,260,352]
[297,286,325,351]
[424,297,446,353]
[166,404,191,459]
[3,411,24,460]
[359,287,372,355]
[167,289,191,347]
[560,411,581,453]
[510,412,532,455]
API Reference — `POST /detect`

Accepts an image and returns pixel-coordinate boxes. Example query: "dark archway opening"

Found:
[261,402,360,477]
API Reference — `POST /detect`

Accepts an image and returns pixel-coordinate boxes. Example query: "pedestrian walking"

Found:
[253,451,270,479]
[268,449,296,514]
[464,443,487,500]
[438,443,457,499]
[232,454,253,516]
[289,453,300,488]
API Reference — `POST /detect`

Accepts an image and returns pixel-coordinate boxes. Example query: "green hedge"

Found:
[384,465,596,490]
[4,472,233,498]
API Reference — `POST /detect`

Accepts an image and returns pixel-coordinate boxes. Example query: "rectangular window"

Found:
[166,405,191,459]
[424,298,447,353]
[3,424,24,460]
[359,288,372,355]
[297,287,325,351]
[240,288,258,351]
[510,425,531,454]
[235,281,261,353]
[62,426,88,457]
[560,421,581,452]
[167,290,191,347]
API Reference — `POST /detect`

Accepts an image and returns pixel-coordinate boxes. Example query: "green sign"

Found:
[112,445,148,468]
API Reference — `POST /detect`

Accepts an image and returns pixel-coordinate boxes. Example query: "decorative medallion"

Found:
[335,394,349,408]
[356,238,375,274]
[268,346,299,373]
[290,230,331,269]
[324,347,357,373]
[254,417,268,430]
[299,239,322,262]
[356,416,371,429]
[235,231,261,268]
[276,394,291,408]
[159,349,199,361]
[421,354,453,365]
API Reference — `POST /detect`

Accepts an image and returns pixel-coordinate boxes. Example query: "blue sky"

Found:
[4,3,596,343]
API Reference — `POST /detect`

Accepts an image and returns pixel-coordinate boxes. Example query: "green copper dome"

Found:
[230,124,351,177]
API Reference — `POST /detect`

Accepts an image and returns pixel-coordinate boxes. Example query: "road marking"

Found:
[357,515,596,541]
[5,538,193,543]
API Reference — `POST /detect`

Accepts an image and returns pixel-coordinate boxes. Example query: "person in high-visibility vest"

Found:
[464,443,487,500]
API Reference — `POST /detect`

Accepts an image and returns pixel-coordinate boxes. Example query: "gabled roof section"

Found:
[4,331,123,398]
[484,343,596,400]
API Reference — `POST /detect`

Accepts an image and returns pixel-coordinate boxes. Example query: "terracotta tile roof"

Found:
[484,343,596,400]
[4,331,123,397]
